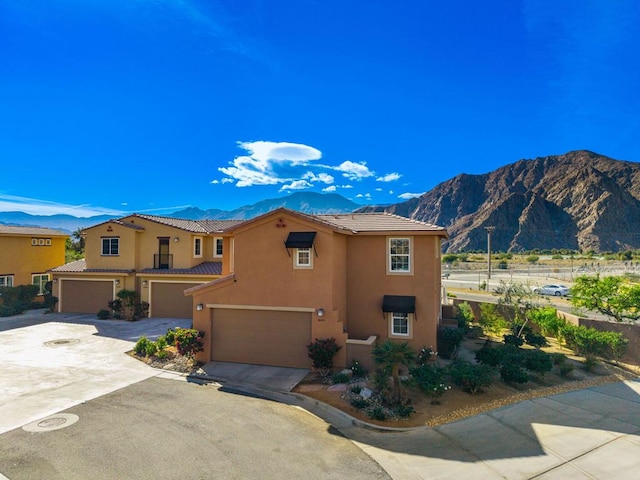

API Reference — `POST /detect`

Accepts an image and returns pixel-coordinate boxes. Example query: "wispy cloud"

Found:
[355,193,372,200]
[322,185,337,193]
[398,192,425,200]
[376,172,401,182]
[279,180,312,192]
[0,194,125,217]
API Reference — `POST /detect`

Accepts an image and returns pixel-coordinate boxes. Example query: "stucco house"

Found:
[50,214,242,317]
[0,226,68,294]
[187,208,448,370]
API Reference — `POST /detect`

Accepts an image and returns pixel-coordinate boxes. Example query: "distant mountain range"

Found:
[4,151,640,252]
[0,192,361,233]
[358,150,640,252]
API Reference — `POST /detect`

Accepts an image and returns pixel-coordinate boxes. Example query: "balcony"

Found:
[154,254,173,269]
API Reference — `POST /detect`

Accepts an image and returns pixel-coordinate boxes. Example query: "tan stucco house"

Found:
[50,214,241,317]
[186,208,448,370]
[0,226,68,294]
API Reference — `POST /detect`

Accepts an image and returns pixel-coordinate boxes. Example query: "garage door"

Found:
[61,280,113,314]
[151,282,200,318]
[212,309,311,368]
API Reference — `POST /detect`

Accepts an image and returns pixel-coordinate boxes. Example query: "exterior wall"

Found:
[191,212,347,367]
[345,234,441,351]
[84,222,139,270]
[0,234,66,288]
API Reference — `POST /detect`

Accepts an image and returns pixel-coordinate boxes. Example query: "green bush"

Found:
[475,346,505,367]
[530,307,563,337]
[145,341,159,357]
[174,328,205,359]
[97,309,111,320]
[306,337,342,376]
[107,289,149,321]
[559,362,574,377]
[394,403,415,418]
[438,327,465,359]
[134,336,152,356]
[448,360,493,394]
[503,334,524,347]
[165,328,176,345]
[410,364,450,403]
[500,363,529,384]
[551,352,567,365]
[522,349,553,377]
[350,398,368,409]
[331,372,351,385]
[155,335,168,352]
[0,285,39,316]
[478,303,509,336]
[368,406,387,421]
[349,359,367,378]
[416,346,436,365]
[524,332,548,349]
[456,302,474,329]
[350,385,362,394]
[562,324,628,361]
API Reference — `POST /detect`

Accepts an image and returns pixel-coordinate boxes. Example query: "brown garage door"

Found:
[212,309,311,368]
[61,280,113,314]
[150,282,200,318]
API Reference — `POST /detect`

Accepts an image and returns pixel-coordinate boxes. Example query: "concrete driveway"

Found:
[0,310,191,435]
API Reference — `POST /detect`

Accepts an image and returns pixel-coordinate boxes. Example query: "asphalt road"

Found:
[0,376,389,480]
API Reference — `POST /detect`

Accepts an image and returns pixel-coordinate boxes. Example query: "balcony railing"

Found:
[154,254,173,269]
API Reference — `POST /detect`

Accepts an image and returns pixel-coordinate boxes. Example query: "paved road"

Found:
[0,377,389,480]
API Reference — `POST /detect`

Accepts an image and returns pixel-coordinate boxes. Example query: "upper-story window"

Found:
[0,275,14,287]
[295,247,312,268]
[214,237,223,257]
[102,237,119,256]
[31,238,52,246]
[194,237,203,258]
[389,237,411,273]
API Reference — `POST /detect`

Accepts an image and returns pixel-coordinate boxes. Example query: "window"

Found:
[194,237,203,258]
[31,238,38,246]
[32,274,49,296]
[389,237,411,273]
[391,312,409,336]
[295,248,312,268]
[214,237,223,257]
[0,275,14,287]
[102,237,119,256]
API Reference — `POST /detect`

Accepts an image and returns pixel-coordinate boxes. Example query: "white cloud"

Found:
[340,184,354,189]
[221,178,234,184]
[210,179,220,184]
[376,172,402,182]
[219,141,323,187]
[389,190,394,195]
[355,193,372,200]
[0,194,124,217]
[375,187,383,192]
[334,160,374,181]
[303,172,334,184]
[322,185,337,193]
[398,192,425,200]
[279,180,312,192]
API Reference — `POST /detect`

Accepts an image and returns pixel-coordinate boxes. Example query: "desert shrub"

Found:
[503,334,524,347]
[526,255,539,264]
[373,367,391,393]
[369,406,387,421]
[478,303,509,336]
[97,309,111,320]
[350,385,362,394]
[438,327,465,358]
[350,398,368,409]
[522,349,553,377]
[108,290,148,321]
[134,336,152,356]
[559,362,574,377]
[306,337,342,377]
[173,328,205,359]
[155,349,169,360]
[551,352,567,365]
[530,307,563,337]
[448,360,494,394]
[511,321,533,337]
[145,340,158,357]
[524,332,548,349]
[475,346,505,367]
[500,363,529,384]
[155,335,168,352]
[349,359,367,378]
[0,285,39,316]
[416,346,436,365]
[331,372,351,385]
[394,403,415,418]
[410,364,450,404]
[562,324,628,361]
[165,328,176,345]
[583,356,598,372]
[456,302,474,328]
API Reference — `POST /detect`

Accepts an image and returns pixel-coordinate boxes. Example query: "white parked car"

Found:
[533,284,570,297]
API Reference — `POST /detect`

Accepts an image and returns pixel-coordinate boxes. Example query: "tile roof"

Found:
[132,214,242,233]
[0,225,69,236]
[49,260,134,274]
[314,212,447,234]
[139,261,222,275]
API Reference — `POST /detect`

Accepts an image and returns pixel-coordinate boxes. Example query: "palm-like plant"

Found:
[372,339,415,404]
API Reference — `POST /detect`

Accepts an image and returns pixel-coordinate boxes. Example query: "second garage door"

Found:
[150,282,201,318]
[61,280,113,314]
[211,308,311,368]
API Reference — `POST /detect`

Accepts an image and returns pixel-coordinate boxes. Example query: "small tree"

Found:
[306,338,341,377]
[571,274,640,323]
[372,340,415,405]
[494,281,547,338]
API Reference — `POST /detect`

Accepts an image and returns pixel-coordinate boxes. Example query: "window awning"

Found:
[382,295,416,314]
[285,231,316,249]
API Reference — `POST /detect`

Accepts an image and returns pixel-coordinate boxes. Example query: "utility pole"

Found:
[485,226,495,280]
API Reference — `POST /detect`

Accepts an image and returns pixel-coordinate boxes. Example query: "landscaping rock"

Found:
[360,387,373,399]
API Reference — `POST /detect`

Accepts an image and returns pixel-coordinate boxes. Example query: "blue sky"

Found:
[1,0,639,217]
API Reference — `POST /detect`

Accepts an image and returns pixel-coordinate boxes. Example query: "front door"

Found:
[158,238,170,269]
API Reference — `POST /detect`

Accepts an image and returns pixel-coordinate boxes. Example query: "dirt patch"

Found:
[294,337,636,429]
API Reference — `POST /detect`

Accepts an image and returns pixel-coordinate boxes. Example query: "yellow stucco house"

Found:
[50,214,242,317]
[0,226,68,294]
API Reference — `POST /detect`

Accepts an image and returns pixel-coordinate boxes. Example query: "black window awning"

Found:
[285,231,316,249]
[382,295,416,314]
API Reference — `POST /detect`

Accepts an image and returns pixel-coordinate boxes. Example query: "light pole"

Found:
[485,226,495,281]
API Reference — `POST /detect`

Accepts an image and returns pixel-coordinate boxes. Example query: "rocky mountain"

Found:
[358,150,640,253]
[0,192,362,232]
